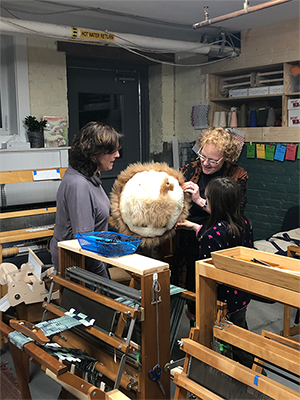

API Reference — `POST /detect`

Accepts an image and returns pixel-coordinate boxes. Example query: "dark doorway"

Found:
[67,57,149,195]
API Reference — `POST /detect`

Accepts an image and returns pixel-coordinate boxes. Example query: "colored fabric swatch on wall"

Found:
[265,144,275,161]
[191,102,209,129]
[274,144,287,162]
[247,142,255,158]
[256,144,265,159]
[286,144,297,160]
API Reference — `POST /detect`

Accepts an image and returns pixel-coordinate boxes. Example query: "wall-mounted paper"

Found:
[33,169,61,181]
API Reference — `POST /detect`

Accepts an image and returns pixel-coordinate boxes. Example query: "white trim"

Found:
[0,35,11,135]
[14,35,30,142]
[0,34,30,142]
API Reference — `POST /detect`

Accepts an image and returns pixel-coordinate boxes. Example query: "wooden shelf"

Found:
[239,126,300,143]
[206,60,300,142]
[211,94,283,102]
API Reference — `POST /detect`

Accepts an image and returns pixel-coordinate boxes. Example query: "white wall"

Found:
[27,38,68,121]
[148,62,205,154]
[2,35,206,155]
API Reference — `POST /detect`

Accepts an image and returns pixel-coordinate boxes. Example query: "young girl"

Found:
[176,176,253,367]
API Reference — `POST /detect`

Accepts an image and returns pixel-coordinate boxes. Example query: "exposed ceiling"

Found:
[0,0,299,55]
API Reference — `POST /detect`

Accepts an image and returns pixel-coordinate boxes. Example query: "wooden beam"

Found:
[181,339,299,400]
[0,207,56,220]
[0,168,67,184]
[213,324,299,375]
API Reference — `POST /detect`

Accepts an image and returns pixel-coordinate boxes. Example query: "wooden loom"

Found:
[0,239,172,400]
[173,246,300,400]
[0,168,67,350]
[281,245,300,340]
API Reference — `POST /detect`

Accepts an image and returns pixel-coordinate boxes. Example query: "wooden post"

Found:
[195,260,216,347]
[9,343,31,400]
[140,270,170,400]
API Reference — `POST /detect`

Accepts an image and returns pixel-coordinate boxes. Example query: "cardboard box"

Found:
[248,87,269,96]
[288,98,300,110]
[229,88,248,98]
[268,85,284,94]
[288,109,300,127]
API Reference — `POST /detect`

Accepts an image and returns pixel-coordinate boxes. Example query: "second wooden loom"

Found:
[173,246,300,400]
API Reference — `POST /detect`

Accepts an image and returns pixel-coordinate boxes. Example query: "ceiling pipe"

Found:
[193,0,292,28]
[0,17,237,57]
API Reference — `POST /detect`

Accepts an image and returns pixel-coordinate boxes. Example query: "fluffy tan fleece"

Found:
[110,162,190,248]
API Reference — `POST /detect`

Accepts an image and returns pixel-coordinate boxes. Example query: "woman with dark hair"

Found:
[176,177,253,367]
[50,121,123,276]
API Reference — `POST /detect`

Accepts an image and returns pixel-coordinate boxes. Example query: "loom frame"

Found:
[173,247,300,400]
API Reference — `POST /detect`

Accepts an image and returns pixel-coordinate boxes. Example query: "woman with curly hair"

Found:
[172,127,248,312]
[50,121,123,276]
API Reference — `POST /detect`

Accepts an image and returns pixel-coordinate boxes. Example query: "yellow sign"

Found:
[72,27,78,38]
[79,30,115,41]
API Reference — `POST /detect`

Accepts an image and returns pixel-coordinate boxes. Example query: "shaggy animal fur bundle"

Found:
[110,162,190,247]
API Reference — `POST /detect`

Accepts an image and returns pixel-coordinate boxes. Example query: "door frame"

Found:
[66,56,150,163]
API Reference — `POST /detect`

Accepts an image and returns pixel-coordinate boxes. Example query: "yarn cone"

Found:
[249,109,257,127]
[219,111,227,127]
[266,107,276,126]
[213,111,220,127]
[240,104,247,127]
[230,107,238,128]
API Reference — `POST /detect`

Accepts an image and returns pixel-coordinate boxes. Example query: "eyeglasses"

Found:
[198,151,223,166]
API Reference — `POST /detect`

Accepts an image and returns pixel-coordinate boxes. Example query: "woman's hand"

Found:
[175,220,199,232]
[182,181,206,208]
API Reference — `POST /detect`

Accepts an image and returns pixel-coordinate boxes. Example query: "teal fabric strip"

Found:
[8,308,95,350]
[8,331,34,350]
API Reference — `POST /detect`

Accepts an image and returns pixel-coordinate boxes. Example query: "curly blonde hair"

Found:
[196,127,240,164]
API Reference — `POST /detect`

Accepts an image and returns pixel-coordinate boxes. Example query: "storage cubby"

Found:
[207,61,300,142]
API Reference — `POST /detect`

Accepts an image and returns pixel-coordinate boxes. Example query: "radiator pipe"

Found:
[0,17,237,56]
[193,0,292,29]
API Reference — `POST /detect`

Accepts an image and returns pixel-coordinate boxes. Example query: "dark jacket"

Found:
[197,219,253,314]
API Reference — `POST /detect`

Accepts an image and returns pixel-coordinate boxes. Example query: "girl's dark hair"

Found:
[205,177,246,246]
[69,121,123,176]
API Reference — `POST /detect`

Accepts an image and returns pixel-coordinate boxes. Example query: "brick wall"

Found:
[237,146,299,240]
[153,141,299,241]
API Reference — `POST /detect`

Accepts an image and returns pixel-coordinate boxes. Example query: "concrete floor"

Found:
[0,298,299,399]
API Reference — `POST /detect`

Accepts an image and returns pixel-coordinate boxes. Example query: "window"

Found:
[0,35,30,142]
[0,35,11,135]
